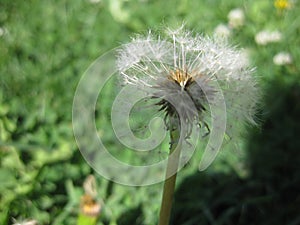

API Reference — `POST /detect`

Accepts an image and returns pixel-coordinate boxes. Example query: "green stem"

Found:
[158,117,181,225]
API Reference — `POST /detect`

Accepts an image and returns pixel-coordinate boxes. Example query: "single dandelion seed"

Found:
[117,26,259,225]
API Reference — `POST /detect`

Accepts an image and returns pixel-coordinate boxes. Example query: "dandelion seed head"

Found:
[0,27,7,37]
[117,27,259,138]
[227,8,245,28]
[89,0,102,3]
[255,30,282,45]
[12,219,38,225]
[214,24,231,39]
[273,52,293,65]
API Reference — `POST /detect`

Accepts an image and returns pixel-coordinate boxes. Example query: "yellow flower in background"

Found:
[274,0,291,10]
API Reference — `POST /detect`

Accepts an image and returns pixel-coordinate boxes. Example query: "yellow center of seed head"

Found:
[169,69,193,89]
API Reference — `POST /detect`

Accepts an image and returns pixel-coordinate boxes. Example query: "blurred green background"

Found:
[1,0,300,224]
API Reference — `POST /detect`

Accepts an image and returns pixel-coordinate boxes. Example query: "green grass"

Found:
[1,0,300,224]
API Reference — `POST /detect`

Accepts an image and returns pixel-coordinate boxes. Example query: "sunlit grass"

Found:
[0,0,299,224]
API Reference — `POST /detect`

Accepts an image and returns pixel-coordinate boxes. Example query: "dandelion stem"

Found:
[158,116,181,225]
